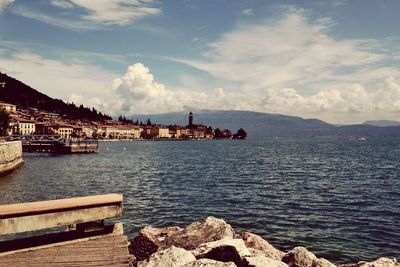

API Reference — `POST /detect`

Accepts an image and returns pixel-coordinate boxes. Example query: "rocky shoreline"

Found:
[127,217,398,267]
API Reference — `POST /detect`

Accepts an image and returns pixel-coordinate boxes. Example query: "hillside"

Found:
[0,73,111,121]
[134,110,400,138]
[363,120,400,127]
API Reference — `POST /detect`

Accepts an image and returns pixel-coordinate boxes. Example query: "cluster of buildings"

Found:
[0,102,234,140]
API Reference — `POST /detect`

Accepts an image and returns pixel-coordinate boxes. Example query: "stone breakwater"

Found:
[0,141,23,176]
[127,217,398,267]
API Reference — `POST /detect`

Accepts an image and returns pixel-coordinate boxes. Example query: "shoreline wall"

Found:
[0,141,23,176]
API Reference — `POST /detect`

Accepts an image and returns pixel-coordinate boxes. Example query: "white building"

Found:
[0,102,17,113]
[17,120,36,135]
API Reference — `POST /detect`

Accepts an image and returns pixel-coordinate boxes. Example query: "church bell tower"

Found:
[189,112,193,127]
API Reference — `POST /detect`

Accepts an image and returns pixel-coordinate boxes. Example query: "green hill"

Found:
[0,72,111,120]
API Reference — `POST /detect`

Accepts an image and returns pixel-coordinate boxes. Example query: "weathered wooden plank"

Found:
[0,194,123,236]
[0,205,122,236]
[0,194,122,219]
[0,223,130,266]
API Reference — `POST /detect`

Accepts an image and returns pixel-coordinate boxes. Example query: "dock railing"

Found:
[0,194,122,236]
[0,194,130,266]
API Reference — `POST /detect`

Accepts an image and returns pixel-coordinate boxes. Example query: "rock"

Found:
[192,238,251,267]
[183,259,237,266]
[248,248,268,257]
[130,226,182,261]
[128,254,137,267]
[339,257,397,267]
[193,238,251,258]
[312,258,336,267]
[239,232,285,260]
[165,217,236,250]
[243,256,289,267]
[137,246,196,267]
[282,247,317,267]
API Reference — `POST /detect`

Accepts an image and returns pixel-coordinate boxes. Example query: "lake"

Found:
[0,138,399,264]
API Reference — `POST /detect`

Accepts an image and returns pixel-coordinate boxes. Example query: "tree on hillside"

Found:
[233,128,247,139]
[0,109,10,136]
[214,128,223,139]
[146,118,152,126]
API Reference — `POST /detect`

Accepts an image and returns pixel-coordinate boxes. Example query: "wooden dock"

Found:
[0,194,130,266]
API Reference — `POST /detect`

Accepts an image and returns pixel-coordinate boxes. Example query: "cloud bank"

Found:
[0,0,13,13]
[110,63,400,123]
[10,0,161,31]
[177,9,398,94]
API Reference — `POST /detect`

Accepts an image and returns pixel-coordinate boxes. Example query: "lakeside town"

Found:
[0,101,247,140]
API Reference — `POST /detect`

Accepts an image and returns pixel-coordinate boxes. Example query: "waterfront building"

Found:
[34,122,49,135]
[150,126,170,139]
[82,126,95,138]
[0,102,16,113]
[168,125,186,138]
[72,126,84,138]
[17,119,36,135]
[186,112,206,139]
[50,124,74,138]
[101,125,141,139]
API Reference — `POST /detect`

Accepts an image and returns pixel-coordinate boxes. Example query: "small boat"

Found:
[358,137,366,141]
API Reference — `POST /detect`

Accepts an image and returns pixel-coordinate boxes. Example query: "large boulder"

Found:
[137,246,196,267]
[339,257,397,267]
[192,238,251,267]
[243,256,289,267]
[239,232,285,260]
[312,258,336,267]
[282,247,336,267]
[282,247,317,267]
[165,217,236,250]
[183,259,237,267]
[130,226,182,261]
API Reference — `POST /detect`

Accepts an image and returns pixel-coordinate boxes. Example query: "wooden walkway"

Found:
[0,194,130,266]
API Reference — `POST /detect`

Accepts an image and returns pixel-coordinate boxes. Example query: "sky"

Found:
[0,0,400,124]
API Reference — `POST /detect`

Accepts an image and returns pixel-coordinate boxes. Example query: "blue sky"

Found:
[1,0,400,123]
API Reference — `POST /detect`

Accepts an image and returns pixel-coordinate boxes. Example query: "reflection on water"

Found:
[1,138,399,264]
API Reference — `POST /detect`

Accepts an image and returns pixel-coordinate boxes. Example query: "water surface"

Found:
[1,138,399,264]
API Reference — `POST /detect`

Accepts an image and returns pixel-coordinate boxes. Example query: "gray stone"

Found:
[239,232,285,260]
[312,258,336,267]
[282,247,317,267]
[183,259,237,267]
[192,238,251,267]
[243,256,289,267]
[129,226,182,261]
[165,217,236,250]
[339,257,397,267]
[137,246,196,267]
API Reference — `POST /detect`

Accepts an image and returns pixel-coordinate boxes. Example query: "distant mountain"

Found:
[133,110,400,138]
[0,72,111,121]
[363,120,400,127]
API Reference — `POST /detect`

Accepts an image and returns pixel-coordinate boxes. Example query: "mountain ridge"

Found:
[2,72,400,138]
[0,72,111,121]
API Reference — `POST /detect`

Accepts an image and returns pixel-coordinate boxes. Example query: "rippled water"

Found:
[1,138,399,264]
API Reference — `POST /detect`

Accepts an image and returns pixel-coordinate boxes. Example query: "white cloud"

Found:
[69,93,82,104]
[242,8,253,16]
[0,0,14,13]
[113,63,186,114]
[50,0,161,26]
[50,0,75,9]
[175,9,399,94]
[0,50,117,104]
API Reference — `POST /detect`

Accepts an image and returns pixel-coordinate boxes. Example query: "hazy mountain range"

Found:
[1,72,400,138]
[134,110,400,138]
[363,120,400,127]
